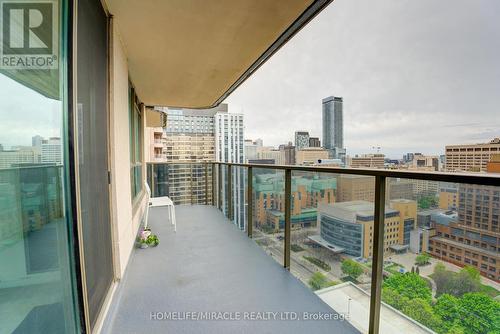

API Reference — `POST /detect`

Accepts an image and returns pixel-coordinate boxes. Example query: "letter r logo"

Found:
[2,1,53,55]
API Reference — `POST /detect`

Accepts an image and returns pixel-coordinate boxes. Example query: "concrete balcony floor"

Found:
[102,205,359,334]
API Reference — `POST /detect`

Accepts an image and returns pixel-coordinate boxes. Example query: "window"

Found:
[129,83,143,201]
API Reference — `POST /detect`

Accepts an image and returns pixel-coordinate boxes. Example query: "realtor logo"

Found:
[0,0,58,69]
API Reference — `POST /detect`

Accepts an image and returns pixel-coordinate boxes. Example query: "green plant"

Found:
[415,253,431,266]
[291,244,304,252]
[303,256,331,271]
[308,272,338,291]
[146,234,159,247]
[341,259,364,281]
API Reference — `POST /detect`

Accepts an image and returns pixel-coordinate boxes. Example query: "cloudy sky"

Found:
[226,0,500,159]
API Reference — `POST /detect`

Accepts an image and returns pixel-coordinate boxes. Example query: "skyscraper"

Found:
[322,96,345,161]
[215,108,246,230]
[294,131,310,150]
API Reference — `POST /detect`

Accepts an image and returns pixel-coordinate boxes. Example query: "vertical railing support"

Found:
[227,164,233,221]
[205,163,209,205]
[150,163,155,197]
[218,163,222,210]
[211,163,216,206]
[368,175,386,334]
[247,166,253,238]
[284,168,292,270]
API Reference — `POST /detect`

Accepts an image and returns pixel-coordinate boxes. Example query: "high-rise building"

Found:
[445,137,500,172]
[309,137,320,148]
[322,96,345,161]
[215,108,246,229]
[147,127,166,161]
[349,154,385,169]
[0,147,39,169]
[40,137,62,165]
[487,154,500,173]
[294,131,310,150]
[158,106,218,204]
[439,183,458,210]
[428,184,499,281]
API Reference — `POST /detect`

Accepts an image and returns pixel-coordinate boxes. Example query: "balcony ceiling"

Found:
[105,0,331,108]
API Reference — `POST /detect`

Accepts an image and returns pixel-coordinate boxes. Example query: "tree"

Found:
[382,287,409,311]
[383,272,432,302]
[308,272,338,291]
[415,253,431,266]
[341,259,364,281]
[434,294,461,332]
[402,298,443,331]
[457,292,500,334]
[433,264,482,297]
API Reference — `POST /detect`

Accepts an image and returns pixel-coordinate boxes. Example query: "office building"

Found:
[155,107,218,204]
[322,96,345,161]
[40,137,62,165]
[256,147,286,165]
[387,179,415,201]
[309,137,321,148]
[428,184,499,281]
[409,179,439,199]
[408,153,440,171]
[215,109,246,229]
[445,137,500,172]
[315,200,416,258]
[295,147,329,166]
[348,154,385,169]
[294,131,310,150]
[0,147,39,169]
[439,183,458,210]
[253,173,336,231]
[279,142,296,165]
[337,175,375,203]
[244,139,258,162]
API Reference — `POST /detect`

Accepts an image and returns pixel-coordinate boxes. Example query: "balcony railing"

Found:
[147,161,500,334]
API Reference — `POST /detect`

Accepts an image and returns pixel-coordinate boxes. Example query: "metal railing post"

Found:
[211,163,215,206]
[368,175,386,334]
[284,168,292,269]
[205,163,209,205]
[247,166,253,238]
[218,163,222,210]
[227,164,233,221]
[150,163,155,197]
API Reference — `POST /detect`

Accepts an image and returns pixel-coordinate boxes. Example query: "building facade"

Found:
[322,96,345,161]
[309,137,321,148]
[337,175,375,203]
[215,109,246,229]
[445,138,500,172]
[349,154,385,169]
[294,131,310,150]
[428,184,500,281]
[316,200,416,258]
[295,148,329,166]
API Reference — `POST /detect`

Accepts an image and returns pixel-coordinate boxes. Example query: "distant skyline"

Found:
[226,0,500,159]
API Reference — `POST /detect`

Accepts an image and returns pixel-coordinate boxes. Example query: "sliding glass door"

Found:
[0,0,81,333]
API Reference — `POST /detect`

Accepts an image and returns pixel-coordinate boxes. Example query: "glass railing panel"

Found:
[251,168,285,266]
[287,170,376,333]
[380,178,500,334]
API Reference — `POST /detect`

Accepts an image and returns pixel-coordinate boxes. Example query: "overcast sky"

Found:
[226,0,500,159]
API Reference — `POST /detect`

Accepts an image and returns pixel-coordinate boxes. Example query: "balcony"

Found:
[128,162,499,334]
[102,205,358,334]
